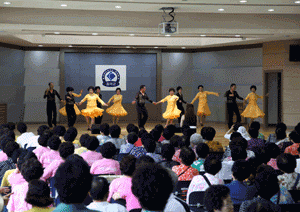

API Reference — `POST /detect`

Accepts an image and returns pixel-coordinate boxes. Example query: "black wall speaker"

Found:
[289,45,300,62]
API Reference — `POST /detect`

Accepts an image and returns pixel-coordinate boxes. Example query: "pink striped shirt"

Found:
[33,146,51,161]
[41,158,64,180]
[108,176,141,211]
[7,181,32,212]
[90,158,121,175]
[0,152,8,162]
[81,151,103,167]
[40,150,61,168]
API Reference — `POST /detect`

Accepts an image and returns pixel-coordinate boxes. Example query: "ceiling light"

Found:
[240,0,247,2]
[165,34,171,37]
[200,35,206,37]
[235,35,241,37]
[181,47,186,49]
[54,32,60,35]
[115,5,122,9]
[38,45,43,47]
[92,33,98,36]
[295,1,300,3]
[218,8,224,11]
[3,2,11,5]
[268,9,274,12]
[61,4,67,7]
[126,46,130,48]
[154,47,158,48]
[129,34,135,36]
[68,45,72,47]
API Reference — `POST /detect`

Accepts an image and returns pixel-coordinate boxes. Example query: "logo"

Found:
[102,68,120,87]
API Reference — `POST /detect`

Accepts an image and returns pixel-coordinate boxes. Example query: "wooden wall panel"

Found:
[263,54,285,67]
[263,42,287,55]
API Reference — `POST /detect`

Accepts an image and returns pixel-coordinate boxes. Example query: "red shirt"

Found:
[284,143,300,156]
[172,164,199,181]
[134,138,142,147]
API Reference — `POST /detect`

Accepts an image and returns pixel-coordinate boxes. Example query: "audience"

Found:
[40,135,61,167]
[202,127,224,153]
[190,133,204,155]
[172,135,187,163]
[267,122,287,143]
[150,128,162,154]
[191,142,209,172]
[266,143,281,170]
[172,147,199,181]
[63,127,80,147]
[81,136,103,167]
[33,129,53,161]
[204,185,233,212]
[53,125,66,139]
[161,128,173,144]
[120,132,138,154]
[90,142,121,175]
[26,125,49,149]
[107,125,126,149]
[129,134,147,159]
[284,130,300,156]
[250,121,265,140]
[247,128,265,151]
[276,128,293,152]
[16,122,35,148]
[0,141,20,181]
[144,138,163,162]
[0,132,14,162]
[97,123,111,145]
[135,155,155,168]
[75,133,89,155]
[158,144,180,169]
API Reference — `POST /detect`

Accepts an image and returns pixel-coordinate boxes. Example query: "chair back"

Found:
[188,191,206,212]
[174,181,191,201]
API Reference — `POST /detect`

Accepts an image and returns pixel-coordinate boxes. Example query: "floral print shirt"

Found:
[278,172,300,190]
[172,164,199,181]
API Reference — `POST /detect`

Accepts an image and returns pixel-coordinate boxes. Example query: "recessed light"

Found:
[61,4,67,7]
[3,2,11,5]
[92,33,98,36]
[38,45,43,47]
[154,47,158,48]
[68,45,72,47]
[126,46,130,48]
[54,32,60,35]
[129,34,135,36]
[268,9,274,12]
[200,35,206,37]
[218,8,224,11]
[181,47,186,49]
[295,1,300,3]
[115,5,122,9]
[165,34,171,37]
[240,0,247,2]
[235,35,241,37]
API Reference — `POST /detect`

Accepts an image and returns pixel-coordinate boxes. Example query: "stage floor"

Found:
[24,122,276,149]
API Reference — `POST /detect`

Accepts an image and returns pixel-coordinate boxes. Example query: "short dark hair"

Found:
[109,125,121,138]
[79,134,90,147]
[66,87,74,92]
[7,122,16,131]
[252,147,269,164]
[95,86,100,91]
[25,179,53,207]
[154,124,164,134]
[140,85,146,90]
[233,123,242,132]
[127,132,138,144]
[276,122,287,131]
[90,177,109,201]
[230,132,242,140]
[54,156,93,204]
[144,139,156,153]
[248,128,259,139]
[126,123,135,133]
[250,121,261,131]
[162,128,173,140]
[229,137,248,151]
[289,130,300,143]
[4,141,20,158]
[166,125,176,135]
[265,143,280,159]
[170,135,181,148]
[21,158,44,182]
[204,155,222,175]
[17,151,37,172]
[120,155,136,176]
[204,185,230,212]
[48,82,53,86]
[59,142,75,159]
[161,144,175,161]
[99,123,110,136]
[169,88,175,93]
[53,125,66,137]
[116,87,121,92]
[176,86,182,91]
[0,136,14,150]
[100,142,117,159]
[86,136,99,151]
[150,129,161,142]
[231,146,247,161]
[232,160,251,181]
[47,135,61,151]
[37,125,49,136]
[17,122,27,134]
[250,85,257,91]
[38,130,53,147]
[88,86,95,91]
[230,83,236,88]
[275,128,287,140]
[277,153,296,173]
[132,163,173,211]
[196,143,209,159]
[295,122,300,134]
[203,127,216,141]
[136,155,155,168]
[198,85,203,89]
[64,127,78,142]
[180,147,196,166]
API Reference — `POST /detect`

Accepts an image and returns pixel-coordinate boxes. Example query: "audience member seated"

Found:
[0,131,14,162]
[63,127,80,148]
[158,144,180,169]
[53,125,66,140]
[0,141,20,181]
[223,132,243,159]
[135,155,155,168]
[247,128,265,151]
[240,165,283,212]
[25,179,54,212]
[267,122,287,143]
[16,122,35,148]
[202,127,224,153]
[250,121,265,140]
[225,160,257,204]
[40,135,61,168]
[204,185,233,212]
[87,177,127,212]
[134,129,147,147]
[90,142,121,175]
[53,155,97,212]
[122,123,135,142]
[81,136,103,167]
[187,154,223,203]
[276,128,293,152]
[75,134,89,155]
[107,125,126,150]
[26,125,49,149]
[191,142,209,172]
[161,128,173,144]
[224,137,255,161]
[155,124,165,142]
[7,158,44,212]
[172,147,199,181]
[172,135,188,163]
[131,163,174,212]
[120,132,138,154]
[33,129,53,161]
[284,130,300,156]
[108,155,141,211]
[181,125,194,147]
[97,123,111,145]
[190,133,204,156]
[129,135,147,159]
[224,123,242,140]
[42,142,75,180]
[150,128,162,154]
[144,138,163,162]
[277,153,300,190]
[266,143,281,170]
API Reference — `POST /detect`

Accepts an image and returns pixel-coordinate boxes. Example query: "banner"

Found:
[95,65,126,91]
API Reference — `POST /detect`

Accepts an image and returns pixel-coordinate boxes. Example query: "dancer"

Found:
[191,85,220,126]
[59,87,83,127]
[176,86,187,124]
[79,86,108,130]
[43,82,63,128]
[224,83,244,129]
[106,88,128,124]
[155,88,181,127]
[241,85,268,123]
[95,86,103,125]
[132,85,155,129]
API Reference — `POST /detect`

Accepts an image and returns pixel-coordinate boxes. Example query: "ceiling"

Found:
[0,0,300,48]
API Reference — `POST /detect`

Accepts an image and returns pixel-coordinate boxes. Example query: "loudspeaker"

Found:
[289,45,300,62]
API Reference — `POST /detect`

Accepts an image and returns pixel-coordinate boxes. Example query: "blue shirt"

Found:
[120,143,135,154]
[225,180,257,204]
[53,203,98,212]
[129,147,147,159]
[146,153,163,163]
[96,135,111,145]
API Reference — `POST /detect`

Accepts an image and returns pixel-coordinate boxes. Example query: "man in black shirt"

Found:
[176,86,187,124]
[224,83,244,129]
[95,86,103,125]
[65,87,82,127]
[132,85,155,129]
[43,82,63,128]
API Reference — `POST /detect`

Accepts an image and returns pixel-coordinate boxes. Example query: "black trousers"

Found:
[95,113,103,125]
[66,104,76,127]
[46,101,57,128]
[136,104,148,129]
[227,103,241,129]
[178,106,185,124]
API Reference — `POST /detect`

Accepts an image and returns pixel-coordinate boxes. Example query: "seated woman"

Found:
[81,136,103,167]
[180,103,197,128]
[106,125,126,150]
[266,143,281,170]
[40,135,61,168]
[32,130,53,161]
[144,139,163,163]
[204,185,233,212]
[96,123,111,146]
[90,142,121,175]
[158,144,180,169]
[191,143,209,172]
[267,122,288,143]
[74,134,89,155]
[63,127,80,148]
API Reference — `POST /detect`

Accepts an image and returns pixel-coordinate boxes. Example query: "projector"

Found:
[159,22,179,34]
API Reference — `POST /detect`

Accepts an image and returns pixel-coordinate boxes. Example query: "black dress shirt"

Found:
[135,92,153,105]
[224,90,243,103]
[43,89,62,102]
[65,93,75,105]
[176,93,187,109]
[96,93,103,108]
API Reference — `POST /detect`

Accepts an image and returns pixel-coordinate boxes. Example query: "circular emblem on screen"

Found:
[102,69,120,87]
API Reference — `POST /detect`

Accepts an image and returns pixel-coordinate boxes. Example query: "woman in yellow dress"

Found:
[106,88,128,124]
[78,86,108,130]
[241,85,268,123]
[191,85,220,126]
[155,88,181,127]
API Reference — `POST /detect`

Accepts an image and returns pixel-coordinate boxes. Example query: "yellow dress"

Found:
[160,95,181,119]
[80,94,105,118]
[106,94,128,117]
[191,91,219,116]
[59,93,82,116]
[241,93,265,119]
